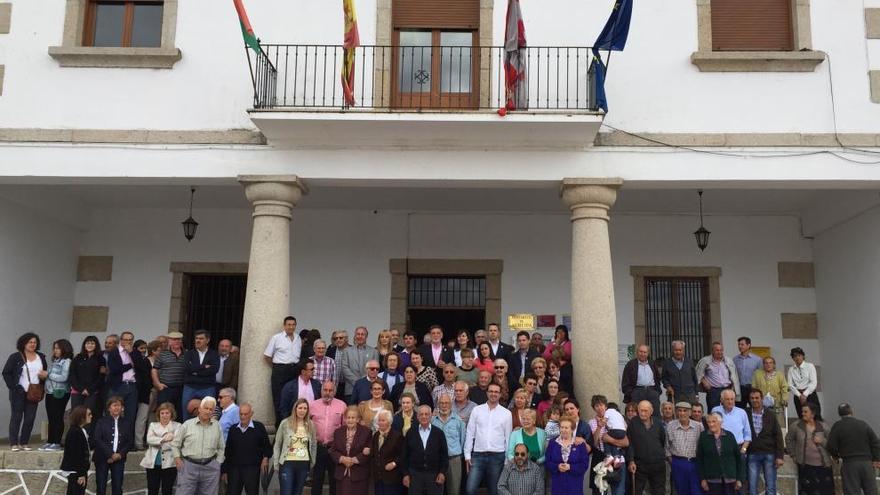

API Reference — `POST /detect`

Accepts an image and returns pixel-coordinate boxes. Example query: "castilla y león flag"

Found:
[342,0,361,107]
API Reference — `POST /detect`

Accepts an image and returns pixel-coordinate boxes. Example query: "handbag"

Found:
[23,355,44,403]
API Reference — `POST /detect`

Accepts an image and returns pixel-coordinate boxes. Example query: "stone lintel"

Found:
[781,313,818,339]
[630,266,722,278]
[169,262,248,274]
[690,50,826,72]
[71,306,109,332]
[77,256,113,281]
[389,258,503,276]
[778,262,815,288]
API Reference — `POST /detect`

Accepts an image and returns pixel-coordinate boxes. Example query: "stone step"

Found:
[2,449,878,495]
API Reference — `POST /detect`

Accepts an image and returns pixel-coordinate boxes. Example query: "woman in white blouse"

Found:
[140,402,181,495]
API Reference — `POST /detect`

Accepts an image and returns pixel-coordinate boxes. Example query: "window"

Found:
[408,276,486,308]
[710,0,793,51]
[394,30,478,108]
[84,1,164,48]
[644,277,711,361]
[391,0,480,108]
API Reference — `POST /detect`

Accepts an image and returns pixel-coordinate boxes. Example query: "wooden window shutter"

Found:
[711,0,794,51]
[393,0,480,29]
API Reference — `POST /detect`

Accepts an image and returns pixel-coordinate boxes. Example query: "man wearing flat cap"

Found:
[665,401,703,495]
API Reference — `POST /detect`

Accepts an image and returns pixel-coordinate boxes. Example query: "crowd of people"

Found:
[3,321,880,495]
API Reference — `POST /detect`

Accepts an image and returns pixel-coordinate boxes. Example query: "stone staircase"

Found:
[0,448,876,495]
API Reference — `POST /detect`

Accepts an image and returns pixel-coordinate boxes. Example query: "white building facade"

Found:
[1,0,880,431]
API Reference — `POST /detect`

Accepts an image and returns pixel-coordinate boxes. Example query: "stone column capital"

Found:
[238,175,308,219]
[560,178,623,221]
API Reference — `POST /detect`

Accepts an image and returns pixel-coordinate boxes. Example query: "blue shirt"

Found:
[733,353,763,386]
[219,404,240,441]
[432,413,466,456]
[711,405,752,445]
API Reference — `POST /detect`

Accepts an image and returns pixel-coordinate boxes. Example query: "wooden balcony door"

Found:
[392,30,479,109]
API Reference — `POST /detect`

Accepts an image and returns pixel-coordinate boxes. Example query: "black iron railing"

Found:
[247,45,599,111]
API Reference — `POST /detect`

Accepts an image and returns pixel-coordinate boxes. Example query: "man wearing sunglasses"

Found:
[497,443,545,495]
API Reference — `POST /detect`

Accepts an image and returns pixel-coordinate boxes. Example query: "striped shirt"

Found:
[153,350,187,386]
[665,419,703,458]
[497,459,545,495]
[311,355,337,384]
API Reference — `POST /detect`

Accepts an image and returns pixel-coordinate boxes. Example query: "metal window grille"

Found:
[644,277,711,361]
[185,274,247,348]
[408,276,486,308]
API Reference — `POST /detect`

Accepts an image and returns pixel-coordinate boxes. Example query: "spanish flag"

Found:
[233,0,260,52]
[342,0,360,107]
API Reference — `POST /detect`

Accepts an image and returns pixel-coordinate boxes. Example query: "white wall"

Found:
[814,205,880,426]
[1,0,879,133]
[0,196,81,440]
[71,206,818,390]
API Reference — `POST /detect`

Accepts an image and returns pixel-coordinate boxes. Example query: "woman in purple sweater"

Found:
[545,415,590,495]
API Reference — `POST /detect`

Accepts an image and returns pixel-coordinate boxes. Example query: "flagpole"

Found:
[605,50,613,71]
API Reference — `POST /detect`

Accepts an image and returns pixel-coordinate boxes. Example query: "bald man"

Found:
[627,401,667,495]
[622,345,662,417]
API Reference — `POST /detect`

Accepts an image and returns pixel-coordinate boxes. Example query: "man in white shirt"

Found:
[263,316,302,426]
[787,347,821,420]
[464,382,512,495]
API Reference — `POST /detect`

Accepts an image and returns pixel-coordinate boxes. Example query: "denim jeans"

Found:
[8,387,38,445]
[279,460,310,495]
[180,385,214,421]
[465,452,505,495]
[748,453,777,495]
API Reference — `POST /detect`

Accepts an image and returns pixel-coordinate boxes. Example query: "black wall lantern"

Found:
[182,187,199,242]
[694,190,710,251]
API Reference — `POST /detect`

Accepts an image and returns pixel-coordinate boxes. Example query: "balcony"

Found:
[246,44,604,150]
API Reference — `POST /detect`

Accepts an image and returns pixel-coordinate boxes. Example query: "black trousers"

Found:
[737,385,752,410]
[67,473,86,495]
[70,393,101,436]
[8,387,38,445]
[94,459,125,495]
[634,461,666,495]
[227,465,262,495]
[409,469,443,495]
[145,467,176,495]
[270,363,297,425]
[312,444,337,495]
[630,387,661,417]
[46,393,70,444]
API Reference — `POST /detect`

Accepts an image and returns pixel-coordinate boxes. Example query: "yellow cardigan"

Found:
[752,370,789,408]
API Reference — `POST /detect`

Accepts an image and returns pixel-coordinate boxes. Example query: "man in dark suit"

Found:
[621,344,662,417]
[348,359,384,405]
[106,331,145,438]
[402,404,449,495]
[507,331,539,392]
[486,323,514,364]
[93,397,133,495]
[279,361,322,420]
[746,389,784,495]
[221,346,240,391]
[222,403,272,495]
[181,329,220,421]
[420,325,454,370]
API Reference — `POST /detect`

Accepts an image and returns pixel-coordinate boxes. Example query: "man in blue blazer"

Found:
[278,361,321,420]
[348,359,385,405]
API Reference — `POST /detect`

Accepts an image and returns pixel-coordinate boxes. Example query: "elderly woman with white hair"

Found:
[695,412,746,495]
[171,396,225,495]
[370,409,404,495]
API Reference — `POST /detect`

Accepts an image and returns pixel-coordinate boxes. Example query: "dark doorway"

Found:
[407,275,486,342]
[184,274,247,348]
[408,309,486,343]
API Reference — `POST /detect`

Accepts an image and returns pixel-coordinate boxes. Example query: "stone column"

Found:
[561,178,623,403]
[237,175,307,428]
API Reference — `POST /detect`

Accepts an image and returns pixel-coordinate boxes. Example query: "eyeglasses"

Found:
[494,366,506,369]
[367,367,379,370]
[514,452,528,458]
[219,395,231,399]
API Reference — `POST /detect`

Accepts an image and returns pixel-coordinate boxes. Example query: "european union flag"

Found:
[594,0,633,51]
[589,53,608,112]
